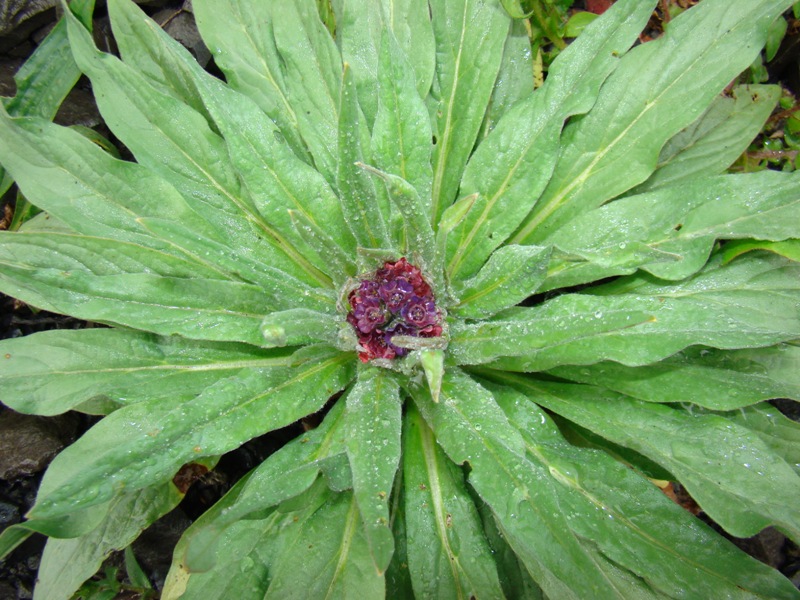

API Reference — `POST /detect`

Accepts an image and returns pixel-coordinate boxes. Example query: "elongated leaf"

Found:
[447,0,656,280]
[107,0,209,120]
[513,0,795,244]
[548,345,800,410]
[479,18,534,138]
[4,0,93,120]
[0,236,281,346]
[0,329,292,416]
[428,0,509,223]
[331,0,438,122]
[332,0,383,126]
[544,171,800,290]
[0,108,214,253]
[106,0,356,276]
[345,368,401,573]
[722,239,800,264]
[190,72,354,278]
[497,375,800,542]
[403,404,504,599]
[35,481,182,600]
[272,0,343,183]
[190,0,308,160]
[65,11,331,288]
[28,348,355,520]
[451,245,550,319]
[632,84,782,193]
[384,478,415,598]
[267,487,385,598]
[372,31,433,208]
[0,111,317,304]
[168,480,382,600]
[490,382,800,599]
[164,484,282,600]
[410,369,639,599]
[359,164,435,266]
[478,504,545,600]
[181,399,350,572]
[338,66,391,249]
[728,402,800,476]
[383,0,436,96]
[456,254,800,370]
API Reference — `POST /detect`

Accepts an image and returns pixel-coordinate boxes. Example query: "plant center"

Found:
[347,258,442,362]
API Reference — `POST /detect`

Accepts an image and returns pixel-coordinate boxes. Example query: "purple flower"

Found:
[379,277,414,312]
[401,295,438,328]
[384,322,413,357]
[357,280,380,300]
[352,296,386,333]
[347,258,441,362]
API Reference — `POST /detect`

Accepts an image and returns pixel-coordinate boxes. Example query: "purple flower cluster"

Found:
[347,258,441,362]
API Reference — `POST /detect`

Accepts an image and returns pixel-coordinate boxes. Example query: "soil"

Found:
[1,1,800,598]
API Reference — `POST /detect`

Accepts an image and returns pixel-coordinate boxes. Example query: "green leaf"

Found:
[632,84,782,193]
[490,382,800,599]
[35,482,182,600]
[65,10,331,288]
[28,348,355,520]
[108,0,209,122]
[384,477,415,598]
[260,308,340,348]
[478,504,545,600]
[0,232,280,345]
[338,65,391,249]
[372,31,433,208]
[409,369,634,599]
[402,404,505,599]
[289,209,356,283]
[4,0,94,120]
[345,368,402,573]
[164,486,280,600]
[0,328,293,416]
[181,398,350,572]
[358,163,435,267]
[124,547,152,591]
[479,18,534,137]
[428,0,510,223]
[108,1,356,277]
[464,253,800,370]
[497,375,800,543]
[548,345,800,410]
[766,15,788,61]
[448,0,656,280]
[272,0,343,183]
[722,238,800,264]
[451,245,550,319]
[167,480,383,600]
[564,11,599,38]
[513,0,795,244]
[0,527,33,562]
[382,0,436,96]
[264,486,385,598]
[0,108,210,253]
[728,402,800,476]
[332,0,383,126]
[545,171,800,290]
[191,0,308,159]
[420,349,445,403]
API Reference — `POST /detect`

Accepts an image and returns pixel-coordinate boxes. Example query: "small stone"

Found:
[0,410,79,480]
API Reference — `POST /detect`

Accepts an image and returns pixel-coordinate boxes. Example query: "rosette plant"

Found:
[1,0,800,597]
